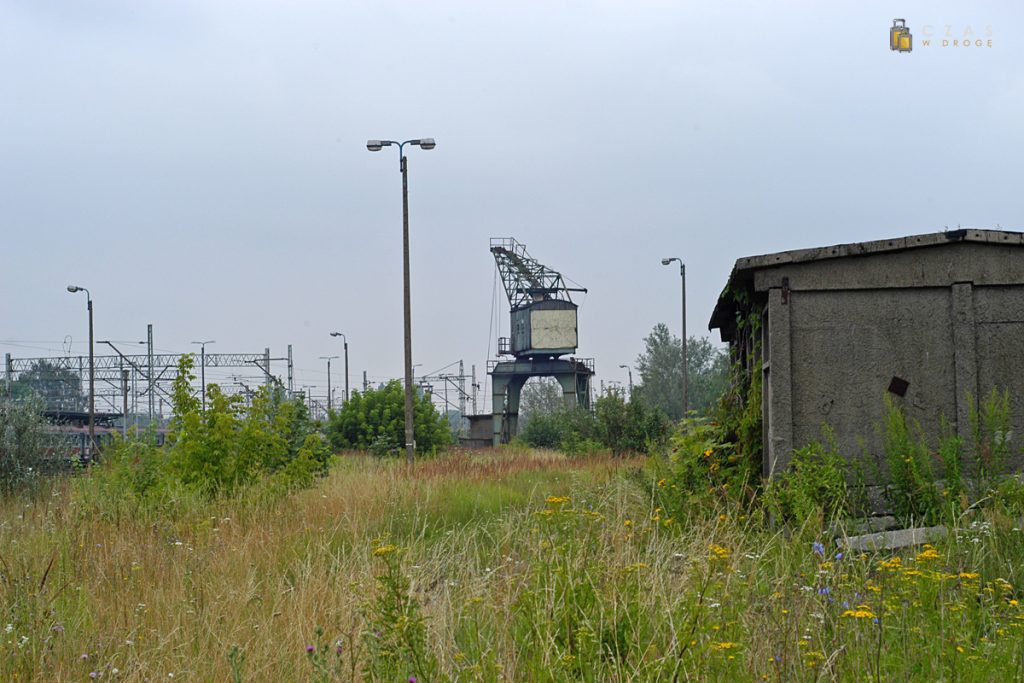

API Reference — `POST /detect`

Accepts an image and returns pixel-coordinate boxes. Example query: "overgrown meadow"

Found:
[4,445,1024,681]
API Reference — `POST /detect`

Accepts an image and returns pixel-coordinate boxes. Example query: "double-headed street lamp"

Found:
[367,137,436,466]
[66,285,95,457]
[320,356,339,411]
[329,332,350,404]
[191,340,215,410]
[661,257,688,417]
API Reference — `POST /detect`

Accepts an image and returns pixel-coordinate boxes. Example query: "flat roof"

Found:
[710,228,1024,332]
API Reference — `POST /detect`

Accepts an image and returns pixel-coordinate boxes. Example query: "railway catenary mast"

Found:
[488,238,594,444]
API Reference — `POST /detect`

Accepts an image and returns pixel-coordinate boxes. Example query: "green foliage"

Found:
[634,323,729,419]
[520,407,602,455]
[0,396,54,495]
[716,357,762,473]
[762,430,852,524]
[518,377,565,431]
[92,354,331,501]
[8,360,82,410]
[593,391,670,456]
[881,395,942,525]
[648,415,752,524]
[969,388,1013,482]
[326,381,452,456]
[362,544,437,682]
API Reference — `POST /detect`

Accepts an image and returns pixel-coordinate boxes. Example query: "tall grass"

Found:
[2,448,1023,681]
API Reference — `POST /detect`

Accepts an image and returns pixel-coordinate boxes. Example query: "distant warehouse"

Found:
[709,229,1024,480]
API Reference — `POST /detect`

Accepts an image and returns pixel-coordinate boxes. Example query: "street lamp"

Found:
[661,257,688,417]
[329,332,350,404]
[618,364,634,396]
[367,137,436,465]
[66,285,95,458]
[320,356,339,411]
[191,340,215,410]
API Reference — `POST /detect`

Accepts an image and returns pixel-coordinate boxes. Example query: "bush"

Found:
[762,429,856,524]
[519,407,601,454]
[90,355,332,501]
[326,381,452,456]
[0,397,52,495]
[593,392,670,456]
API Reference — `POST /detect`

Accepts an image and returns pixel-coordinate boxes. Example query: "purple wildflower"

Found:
[306,645,315,653]
[81,654,90,661]
[835,551,844,561]
[812,541,825,557]
[409,677,417,683]
[817,586,830,596]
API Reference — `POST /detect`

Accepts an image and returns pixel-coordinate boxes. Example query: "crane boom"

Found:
[489,237,586,310]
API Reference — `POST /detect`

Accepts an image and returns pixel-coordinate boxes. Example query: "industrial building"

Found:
[709,229,1024,481]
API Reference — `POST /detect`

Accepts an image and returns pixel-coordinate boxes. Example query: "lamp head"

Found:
[661,258,673,266]
[366,140,386,151]
[619,364,628,369]
[67,285,80,293]
[415,138,436,150]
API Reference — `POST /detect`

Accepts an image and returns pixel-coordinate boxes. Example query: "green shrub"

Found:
[881,395,942,525]
[0,397,52,495]
[593,392,670,456]
[970,388,1013,482]
[89,355,332,501]
[326,381,452,456]
[518,406,604,455]
[762,430,851,524]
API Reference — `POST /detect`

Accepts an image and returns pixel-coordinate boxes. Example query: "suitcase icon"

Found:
[890,19,912,52]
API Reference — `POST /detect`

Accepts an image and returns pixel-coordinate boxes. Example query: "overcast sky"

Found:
[1,0,1021,410]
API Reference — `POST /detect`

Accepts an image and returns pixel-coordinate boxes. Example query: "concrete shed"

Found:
[709,229,1024,481]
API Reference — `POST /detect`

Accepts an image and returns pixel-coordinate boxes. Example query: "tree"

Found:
[10,360,83,410]
[326,380,452,455]
[593,392,670,456]
[518,377,565,430]
[634,323,729,419]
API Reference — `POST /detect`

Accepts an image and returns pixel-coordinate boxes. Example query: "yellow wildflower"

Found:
[840,608,876,619]
[373,544,398,557]
[709,544,731,560]
[712,641,737,651]
[878,557,902,571]
[546,495,570,505]
[915,545,941,562]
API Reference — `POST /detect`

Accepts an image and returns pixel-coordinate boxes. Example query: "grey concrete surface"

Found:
[711,229,1024,485]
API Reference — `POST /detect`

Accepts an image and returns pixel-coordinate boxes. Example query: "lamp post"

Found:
[367,137,436,465]
[661,257,688,417]
[329,332,350,404]
[320,356,339,411]
[618,364,634,396]
[191,340,215,410]
[66,285,95,457]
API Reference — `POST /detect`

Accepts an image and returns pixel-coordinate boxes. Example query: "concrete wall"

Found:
[757,242,1024,482]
